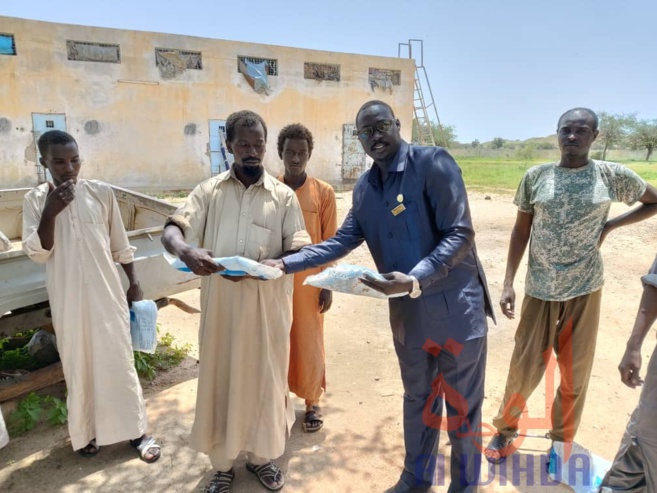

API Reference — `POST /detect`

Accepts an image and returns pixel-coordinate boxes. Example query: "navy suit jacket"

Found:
[284,141,495,347]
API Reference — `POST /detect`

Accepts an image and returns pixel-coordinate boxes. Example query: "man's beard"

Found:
[241,162,263,177]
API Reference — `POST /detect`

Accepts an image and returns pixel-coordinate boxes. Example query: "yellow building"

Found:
[0,16,414,189]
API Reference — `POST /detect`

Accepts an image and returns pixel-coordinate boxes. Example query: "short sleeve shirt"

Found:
[515,160,646,301]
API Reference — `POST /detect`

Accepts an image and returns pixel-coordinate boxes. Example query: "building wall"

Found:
[0,16,415,190]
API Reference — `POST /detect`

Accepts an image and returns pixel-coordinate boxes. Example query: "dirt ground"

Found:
[1,189,655,493]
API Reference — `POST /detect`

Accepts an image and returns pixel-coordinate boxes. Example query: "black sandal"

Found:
[79,439,100,458]
[484,433,516,464]
[203,469,235,493]
[302,405,323,433]
[246,461,285,491]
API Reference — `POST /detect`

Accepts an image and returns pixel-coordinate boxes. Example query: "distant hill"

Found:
[477,135,558,150]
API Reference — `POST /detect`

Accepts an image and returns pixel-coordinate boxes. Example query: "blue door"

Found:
[32,113,67,183]
[209,120,233,176]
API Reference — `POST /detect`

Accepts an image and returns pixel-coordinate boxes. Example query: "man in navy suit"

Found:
[264,100,494,492]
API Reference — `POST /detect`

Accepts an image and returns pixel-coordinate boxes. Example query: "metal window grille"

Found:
[155,48,203,70]
[0,33,16,56]
[67,40,121,63]
[237,56,278,76]
[304,62,340,82]
[368,68,401,86]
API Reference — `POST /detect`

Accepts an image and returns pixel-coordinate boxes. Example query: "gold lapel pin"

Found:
[397,194,404,203]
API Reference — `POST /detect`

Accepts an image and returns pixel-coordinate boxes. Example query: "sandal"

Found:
[79,439,100,458]
[484,433,516,464]
[302,405,323,433]
[246,461,285,491]
[130,435,161,463]
[203,469,235,493]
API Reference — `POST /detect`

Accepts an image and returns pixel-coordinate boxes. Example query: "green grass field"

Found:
[457,157,657,191]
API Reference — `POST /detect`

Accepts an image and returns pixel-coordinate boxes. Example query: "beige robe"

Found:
[167,168,310,460]
[22,180,148,451]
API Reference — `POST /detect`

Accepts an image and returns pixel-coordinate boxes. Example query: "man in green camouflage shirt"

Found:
[485,107,657,464]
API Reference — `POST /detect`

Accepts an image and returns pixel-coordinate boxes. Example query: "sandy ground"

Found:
[1,188,656,493]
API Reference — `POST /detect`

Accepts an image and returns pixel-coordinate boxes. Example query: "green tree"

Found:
[411,120,457,148]
[598,112,636,160]
[471,139,480,148]
[432,123,457,148]
[629,119,657,161]
[491,137,505,149]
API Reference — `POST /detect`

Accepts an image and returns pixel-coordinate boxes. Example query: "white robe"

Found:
[22,180,147,451]
[168,168,310,461]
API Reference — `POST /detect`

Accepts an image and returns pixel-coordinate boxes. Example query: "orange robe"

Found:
[278,175,338,402]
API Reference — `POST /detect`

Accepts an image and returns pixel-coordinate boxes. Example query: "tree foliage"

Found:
[411,120,457,148]
[629,119,657,161]
[491,137,505,149]
[597,112,637,160]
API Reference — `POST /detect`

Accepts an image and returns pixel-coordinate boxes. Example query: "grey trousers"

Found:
[601,343,657,492]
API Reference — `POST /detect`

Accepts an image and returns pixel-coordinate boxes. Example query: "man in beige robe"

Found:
[162,111,310,493]
[22,130,159,461]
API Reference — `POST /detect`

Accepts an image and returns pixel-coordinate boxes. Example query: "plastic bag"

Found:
[130,300,158,353]
[0,230,10,252]
[547,441,611,493]
[164,252,282,280]
[303,264,407,299]
[0,411,8,449]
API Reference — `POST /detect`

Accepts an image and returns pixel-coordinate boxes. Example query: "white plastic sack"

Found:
[547,441,611,493]
[0,410,8,449]
[130,300,158,354]
[0,230,10,252]
[164,252,282,280]
[304,264,407,299]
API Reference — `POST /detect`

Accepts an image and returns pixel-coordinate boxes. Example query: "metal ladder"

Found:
[398,39,443,146]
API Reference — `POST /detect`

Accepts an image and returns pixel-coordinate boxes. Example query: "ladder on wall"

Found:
[398,39,443,147]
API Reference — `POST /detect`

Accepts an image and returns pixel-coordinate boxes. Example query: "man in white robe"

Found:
[22,130,160,462]
[162,111,310,493]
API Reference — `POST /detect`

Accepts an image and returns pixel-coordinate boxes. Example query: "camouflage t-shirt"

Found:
[515,160,646,301]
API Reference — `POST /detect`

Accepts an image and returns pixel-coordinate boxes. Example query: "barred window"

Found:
[155,48,203,70]
[0,34,16,55]
[304,62,340,82]
[368,68,401,86]
[237,56,278,76]
[67,40,120,63]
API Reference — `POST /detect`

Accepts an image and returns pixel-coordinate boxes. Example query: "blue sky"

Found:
[3,0,656,142]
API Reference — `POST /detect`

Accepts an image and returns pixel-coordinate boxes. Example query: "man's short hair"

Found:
[277,123,314,157]
[37,130,78,157]
[226,110,268,142]
[558,108,599,132]
[356,100,396,121]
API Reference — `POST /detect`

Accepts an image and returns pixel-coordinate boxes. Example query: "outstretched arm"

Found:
[263,209,365,274]
[162,224,220,277]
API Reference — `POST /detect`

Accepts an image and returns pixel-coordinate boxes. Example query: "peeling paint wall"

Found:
[0,16,415,190]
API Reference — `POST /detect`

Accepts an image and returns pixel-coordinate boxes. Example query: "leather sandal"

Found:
[246,461,285,491]
[203,469,235,493]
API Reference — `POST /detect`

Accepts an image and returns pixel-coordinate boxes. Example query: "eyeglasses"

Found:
[357,119,395,140]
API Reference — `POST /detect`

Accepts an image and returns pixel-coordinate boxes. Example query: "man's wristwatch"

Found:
[409,276,422,299]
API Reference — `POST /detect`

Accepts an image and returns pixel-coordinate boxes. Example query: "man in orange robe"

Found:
[277,123,338,432]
